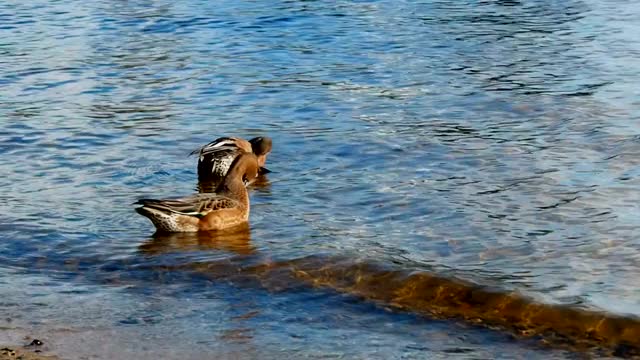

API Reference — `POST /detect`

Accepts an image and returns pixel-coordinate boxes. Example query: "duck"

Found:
[191,136,272,185]
[135,152,259,232]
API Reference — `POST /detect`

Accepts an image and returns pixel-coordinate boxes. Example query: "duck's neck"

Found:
[216,159,249,206]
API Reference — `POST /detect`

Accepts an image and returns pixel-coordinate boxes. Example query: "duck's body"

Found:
[136,153,259,232]
[191,136,272,185]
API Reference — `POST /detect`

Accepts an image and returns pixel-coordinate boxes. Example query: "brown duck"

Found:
[135,153,259,232]
[191,136,272,184]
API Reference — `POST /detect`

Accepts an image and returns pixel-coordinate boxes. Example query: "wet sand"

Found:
[0,327,58,360]
[0,345,58,360]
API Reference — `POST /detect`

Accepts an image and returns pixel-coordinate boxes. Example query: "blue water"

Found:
[1,0,639,358]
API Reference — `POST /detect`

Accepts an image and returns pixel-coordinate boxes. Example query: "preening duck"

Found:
[191,136,272,184]
[135,153,260,232]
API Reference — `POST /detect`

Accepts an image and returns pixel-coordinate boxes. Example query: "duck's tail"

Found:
[135,199,198,232]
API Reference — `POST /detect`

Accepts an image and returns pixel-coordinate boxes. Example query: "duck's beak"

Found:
[258,167,271,175]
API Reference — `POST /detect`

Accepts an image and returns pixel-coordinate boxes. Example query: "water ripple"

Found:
[1,0,640,357]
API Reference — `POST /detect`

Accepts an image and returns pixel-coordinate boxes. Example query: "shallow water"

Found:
[1,0,640,358]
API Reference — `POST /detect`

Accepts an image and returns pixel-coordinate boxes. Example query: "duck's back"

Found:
[198,147,239,181]
[194,137,249,184]
[135,194,244,232]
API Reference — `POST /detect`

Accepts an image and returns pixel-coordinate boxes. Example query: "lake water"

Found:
[1,0,640,358]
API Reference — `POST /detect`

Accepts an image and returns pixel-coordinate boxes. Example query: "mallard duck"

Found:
[135,153,259,232]
[191,136,272,184]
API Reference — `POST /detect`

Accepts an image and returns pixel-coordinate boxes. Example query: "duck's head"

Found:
[249,136,272,167]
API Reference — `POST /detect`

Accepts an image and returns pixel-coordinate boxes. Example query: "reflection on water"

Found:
[1,0,640,358]
[139,224,255,256]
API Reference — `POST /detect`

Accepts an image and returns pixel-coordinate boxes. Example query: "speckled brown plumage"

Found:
[191,136,272,186]
[135,153,260,232]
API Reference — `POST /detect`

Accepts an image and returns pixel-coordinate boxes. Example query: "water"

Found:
[1,0,640,358]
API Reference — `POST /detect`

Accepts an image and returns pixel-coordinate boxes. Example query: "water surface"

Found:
[1,0,640,358]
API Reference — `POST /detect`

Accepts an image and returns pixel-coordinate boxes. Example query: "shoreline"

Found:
[0,345,58,360]
[0,327,59,360]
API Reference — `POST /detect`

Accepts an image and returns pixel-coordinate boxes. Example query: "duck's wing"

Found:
[191,137,250,181]
[135,194,240,218]
[190,137,251,157]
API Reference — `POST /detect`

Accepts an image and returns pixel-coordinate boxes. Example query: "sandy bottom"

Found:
[0,327,58,360]
[0,345,58,360]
